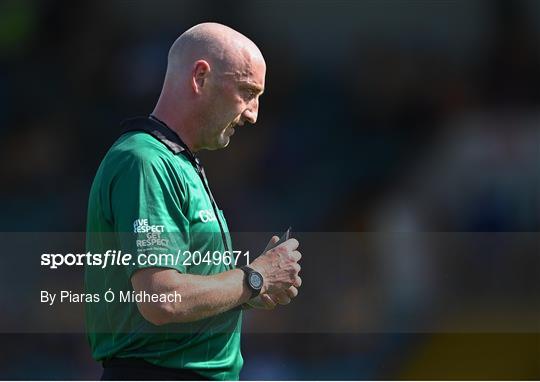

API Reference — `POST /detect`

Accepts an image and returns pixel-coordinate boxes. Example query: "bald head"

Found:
[165,22,264,86]
[153,22,266,151]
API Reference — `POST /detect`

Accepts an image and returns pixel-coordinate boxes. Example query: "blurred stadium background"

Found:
[0,0,538,379]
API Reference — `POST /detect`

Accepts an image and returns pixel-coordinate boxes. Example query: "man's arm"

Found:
[131,267,251,325]
[131,237,302,325]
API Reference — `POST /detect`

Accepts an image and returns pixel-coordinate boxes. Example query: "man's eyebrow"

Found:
[239,81,264,95]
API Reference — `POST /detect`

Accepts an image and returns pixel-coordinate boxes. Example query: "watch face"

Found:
[249,273,263,289]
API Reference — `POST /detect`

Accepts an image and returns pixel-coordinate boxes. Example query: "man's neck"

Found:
[150,108,199,152]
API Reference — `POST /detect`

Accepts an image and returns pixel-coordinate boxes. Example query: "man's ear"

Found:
[192,60,211,94]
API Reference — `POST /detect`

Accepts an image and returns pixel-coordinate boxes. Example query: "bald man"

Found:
[85,23,302,380]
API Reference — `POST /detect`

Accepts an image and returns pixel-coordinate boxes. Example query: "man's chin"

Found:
[220,137,231,148]
[207,137,230,151]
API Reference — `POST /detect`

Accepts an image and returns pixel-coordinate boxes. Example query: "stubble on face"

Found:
[198,41,265,151]
[199,71,245,150]
[197,89,233,150]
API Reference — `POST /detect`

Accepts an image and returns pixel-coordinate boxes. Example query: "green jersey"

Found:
[85,117,243,380]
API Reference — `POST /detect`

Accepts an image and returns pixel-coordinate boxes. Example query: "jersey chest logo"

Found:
[198,209,217,223]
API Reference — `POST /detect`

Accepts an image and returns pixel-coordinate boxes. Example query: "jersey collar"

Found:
[120,116,192,155]
[120,116,203,171]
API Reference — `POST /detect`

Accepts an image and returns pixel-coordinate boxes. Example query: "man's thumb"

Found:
[263,235,280,253]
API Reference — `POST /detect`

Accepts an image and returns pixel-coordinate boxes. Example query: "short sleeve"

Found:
[110,152,189,277]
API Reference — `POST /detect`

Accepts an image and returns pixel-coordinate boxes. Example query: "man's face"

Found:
[201,54,266,150]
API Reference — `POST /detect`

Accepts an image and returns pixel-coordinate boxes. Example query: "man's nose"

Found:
[242,100,259,125]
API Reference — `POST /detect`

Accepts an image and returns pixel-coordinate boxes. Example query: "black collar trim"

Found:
[120,116,187,155]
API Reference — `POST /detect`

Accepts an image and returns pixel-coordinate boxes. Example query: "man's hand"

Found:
[246,294,277,310]
[249,235,302,300]
[272,285,299,305]
[130,234,302,325]
[247,286,299,310]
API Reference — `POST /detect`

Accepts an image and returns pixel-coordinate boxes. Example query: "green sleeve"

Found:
[110,151,189,277]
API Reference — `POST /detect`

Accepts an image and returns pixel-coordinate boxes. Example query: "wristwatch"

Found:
[240,266,263,298]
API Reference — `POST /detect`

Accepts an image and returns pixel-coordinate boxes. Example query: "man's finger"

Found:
[274,291,291,305]
[286,286,298,298]
[263,235,280,253]
[260,294,277,309]
[290,250,302,262]
[278,238,299,253]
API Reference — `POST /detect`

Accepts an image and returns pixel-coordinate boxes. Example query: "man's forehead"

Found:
[226,46,265,77]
